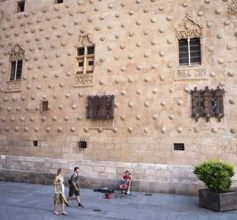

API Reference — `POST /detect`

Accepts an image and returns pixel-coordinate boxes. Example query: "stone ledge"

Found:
[0,168,200,196]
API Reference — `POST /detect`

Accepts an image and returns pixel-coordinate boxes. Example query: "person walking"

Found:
[67,167,84,208]
[53,168,69,215]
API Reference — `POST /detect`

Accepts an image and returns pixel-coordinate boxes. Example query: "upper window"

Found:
[9,44,24,81]
[176,16,202,66]
[17,1,25,13]
[10,60,23,80]
[179,38,201,66]
[55,0,63,4]
[75,35,95,75]
[76,45,95,74]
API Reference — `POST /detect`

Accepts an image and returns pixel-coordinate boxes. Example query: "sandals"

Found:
[54,211,67,215]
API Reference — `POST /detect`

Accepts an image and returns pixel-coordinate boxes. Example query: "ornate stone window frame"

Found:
[175,15,203,67]
[5,44,25,93]
[74,35,95,87]
[9,44,24,80]
[228,0,237,16]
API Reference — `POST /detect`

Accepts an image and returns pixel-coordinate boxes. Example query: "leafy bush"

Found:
[194,160,235,193]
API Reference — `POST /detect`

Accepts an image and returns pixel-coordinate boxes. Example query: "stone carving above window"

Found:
[74,74,93,87]
[175,15,202,40]
[78,34,94,46]
[10,44,25,61]
[228,0,237,16]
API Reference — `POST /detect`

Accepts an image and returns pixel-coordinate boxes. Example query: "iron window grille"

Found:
[41,101,49,112]
[33,141,38,147]
[87,95,114,120]
[191,86,224,122]
[79,141,87,149]
[174,143,185,151]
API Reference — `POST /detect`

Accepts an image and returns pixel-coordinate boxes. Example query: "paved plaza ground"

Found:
[0,182,237,220]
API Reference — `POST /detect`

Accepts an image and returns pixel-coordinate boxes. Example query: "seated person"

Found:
[120,171,132,194]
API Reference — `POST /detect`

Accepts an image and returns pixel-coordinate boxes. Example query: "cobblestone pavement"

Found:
[0,182,237,220]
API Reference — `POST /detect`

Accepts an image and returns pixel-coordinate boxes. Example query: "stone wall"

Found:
[0,154,206,195]
[0,0,237,195]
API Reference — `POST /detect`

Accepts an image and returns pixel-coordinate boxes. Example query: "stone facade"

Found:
[0,0,237,195]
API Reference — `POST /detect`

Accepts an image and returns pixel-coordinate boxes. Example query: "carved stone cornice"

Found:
[175,15,202,40]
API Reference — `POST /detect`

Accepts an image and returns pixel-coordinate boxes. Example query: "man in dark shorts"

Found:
[67,167,84,208]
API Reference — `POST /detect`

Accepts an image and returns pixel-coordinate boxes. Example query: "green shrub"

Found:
[194,160,235,193]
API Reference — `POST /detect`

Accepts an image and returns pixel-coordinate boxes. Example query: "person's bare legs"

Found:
[61,200,67,215]
[127,180,132,194]
[77,195,84,207]
[67,195,83,207]
[54,201,58,214]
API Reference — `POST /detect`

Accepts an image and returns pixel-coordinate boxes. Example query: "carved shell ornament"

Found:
[175,15,203,40]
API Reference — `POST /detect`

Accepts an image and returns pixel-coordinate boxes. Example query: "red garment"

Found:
[122,175,130,182]
[120,174,131,190]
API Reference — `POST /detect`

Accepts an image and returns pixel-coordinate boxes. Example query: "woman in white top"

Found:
[53,168,69,215]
